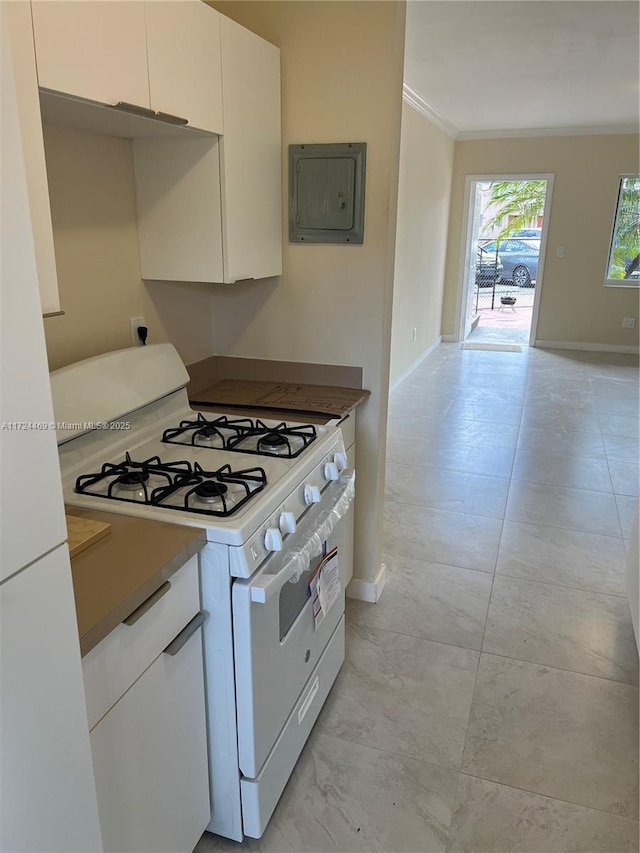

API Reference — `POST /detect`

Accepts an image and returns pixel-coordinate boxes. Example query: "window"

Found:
[605,176,640,286]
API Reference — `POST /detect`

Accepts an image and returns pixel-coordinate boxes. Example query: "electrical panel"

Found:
[288,142,366,244]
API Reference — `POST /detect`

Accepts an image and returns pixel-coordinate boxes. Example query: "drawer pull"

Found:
[123,581,171,626]
[111,101,157,119]
[298,676,319,725]
[155,110,189,126]
[163,611,208,656]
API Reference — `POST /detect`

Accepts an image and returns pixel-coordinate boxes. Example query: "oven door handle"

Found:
[250,470,355,604]
[249,560,301,604]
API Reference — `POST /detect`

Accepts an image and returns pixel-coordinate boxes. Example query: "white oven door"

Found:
[232,471,355,779]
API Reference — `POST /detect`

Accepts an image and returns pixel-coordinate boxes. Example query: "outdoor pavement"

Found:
[469,306,533,345]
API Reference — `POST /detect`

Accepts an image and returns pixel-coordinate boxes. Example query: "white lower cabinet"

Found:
[90,624,210,853]
[0,547,103,853]
[85,556,210,853]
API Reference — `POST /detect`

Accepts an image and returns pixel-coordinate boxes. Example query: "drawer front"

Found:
[83,555,199,729]
[241,616,345,839]
[90,626,210,853]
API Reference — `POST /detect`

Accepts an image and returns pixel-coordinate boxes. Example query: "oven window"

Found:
[279,544,325,641]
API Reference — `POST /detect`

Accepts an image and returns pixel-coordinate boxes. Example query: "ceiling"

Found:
[404,1,640,138]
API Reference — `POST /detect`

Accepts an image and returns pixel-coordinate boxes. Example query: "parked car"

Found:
[475,245,503,287]
[480,238,540,287]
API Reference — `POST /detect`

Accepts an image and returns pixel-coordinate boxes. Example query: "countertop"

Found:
[189,379,369,420]
[66,507,205,657]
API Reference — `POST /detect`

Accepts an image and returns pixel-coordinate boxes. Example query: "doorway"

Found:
[456,174,554,347]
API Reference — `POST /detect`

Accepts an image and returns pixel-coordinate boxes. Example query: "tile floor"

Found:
[197,343,639,853]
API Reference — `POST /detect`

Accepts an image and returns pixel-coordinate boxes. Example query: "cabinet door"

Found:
[133,136,224,283]
[1,9,67,582]
[220,17,282,282]
[90,626,210,853]
[5,3,60,315]
[145,1,223,134]
[0,547,102,853]
[31,1,149,109]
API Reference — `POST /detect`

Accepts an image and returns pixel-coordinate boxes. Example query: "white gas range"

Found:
[53,344,355,842]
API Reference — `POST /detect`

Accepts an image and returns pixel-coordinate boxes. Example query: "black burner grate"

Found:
[74,453,267,517]
[227,420,316,458]
[161,413,316,458]
[162,413,254,448]
[150,463,267,517]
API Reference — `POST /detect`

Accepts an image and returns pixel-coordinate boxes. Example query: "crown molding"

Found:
[402,82,459,139]
[457,123,639,140]
[401,82,638,140]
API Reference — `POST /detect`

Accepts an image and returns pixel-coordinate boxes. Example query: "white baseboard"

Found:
[441,334,458,343]
[346,562,388,603]
[535,339,639,355]
[389,336,442,394]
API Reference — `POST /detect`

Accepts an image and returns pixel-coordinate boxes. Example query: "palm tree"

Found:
[481,180,547,240]
[608,177,640,280]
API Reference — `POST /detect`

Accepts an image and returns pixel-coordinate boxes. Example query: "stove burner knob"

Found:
[324,462,339,481]
[333,452,348,472]
[279,511,297,535]
[264,528,283,552]
[303,483,321,505]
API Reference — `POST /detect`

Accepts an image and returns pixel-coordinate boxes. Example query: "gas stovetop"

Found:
[71,413,322,518]
[53,346,345,548]
[74,452,268,517]
[62,402,341,535]
[161,413,317,458]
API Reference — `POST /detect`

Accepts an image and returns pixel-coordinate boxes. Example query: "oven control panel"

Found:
[229,442,346,578]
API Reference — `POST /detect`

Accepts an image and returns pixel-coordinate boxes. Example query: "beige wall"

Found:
[208,0,406,585]
[390,103,454,386]
[42,124,216,371]
[442,133,640,349]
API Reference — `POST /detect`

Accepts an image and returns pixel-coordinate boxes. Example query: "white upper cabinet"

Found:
[219,16,282,282]
[1,5,67,581]
[31,1,223,133]
[28,1,281,285]
[133,136,224,283]
[133,15,282,283]
[145,1,223,134]
[31,1,150,110]
[5,2,60,315]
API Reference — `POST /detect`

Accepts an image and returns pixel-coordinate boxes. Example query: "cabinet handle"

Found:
[109,102,189,128]
[154,111,189,126]
[111,101,157,120]
[123,581,171,626]
[163,611,208,656]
